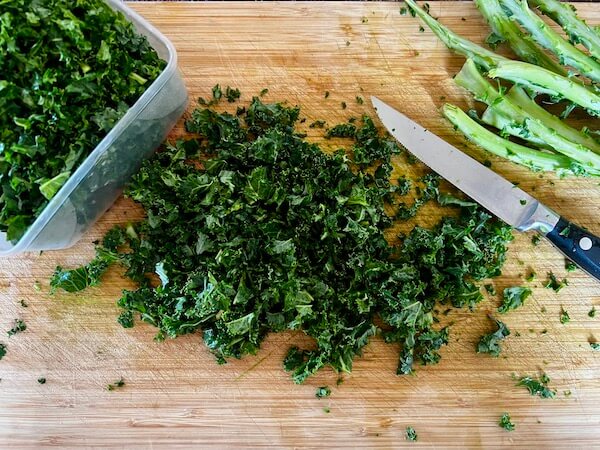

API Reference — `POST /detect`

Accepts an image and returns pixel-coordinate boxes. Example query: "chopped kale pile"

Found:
[0,0,165,242]
[51,93,513,382]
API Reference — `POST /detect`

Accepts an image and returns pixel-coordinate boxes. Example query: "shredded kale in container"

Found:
[51,92,513,382]
[0,0,165,242]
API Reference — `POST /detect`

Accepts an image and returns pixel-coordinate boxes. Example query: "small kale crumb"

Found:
[405,426,418,442]
[590,342,600,351]
[560,307,570,324]
[498,287,532,314]
[33,281,42,292]
[346,40,351,46]
[499,413,515,431]
[316,386,331,398]
[107,377,125,391]
[324,91,330,99]
[323,407,331,413]
[559,224,571,237]
[545,272,567,293]
[309,120,326,129]
[484,284,496,296]
[400,7,408,15]
[520,199,527,205]
[0,343,6,360]
[37,377,46,385]
[419,25,425,33]
[477,317,510,357]
[20,299,28,307]
[540,306,547,313]
[225,86,241,103]
[212,84,223,102]
[461,17,466,21]
[341,101,347,110]
[515,331,521,337]
[361,17,368,23]
[531,235,541,246]
[564,390,572,397]
[517,374,556,398]
[356,96,364,105]
[336,377,344,386]
[565,259,577,272]
[8,319,26,337]
[589,307,597,318]
[541,328,548,334]
[525,270,536,282]
[483,159,492,168]
[259,88,269,97]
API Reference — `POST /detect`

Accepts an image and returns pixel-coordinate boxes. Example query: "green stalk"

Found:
[443,103,597,176]
[488,60,600,116]
[474,0,565,75]
[481,86,600,154]
[500,0,600,83]
[455,59,600,170]
[529,0,600,60]
[404,0,507,71]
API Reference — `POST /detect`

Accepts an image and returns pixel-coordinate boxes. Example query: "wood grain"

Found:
[1,2,600,448]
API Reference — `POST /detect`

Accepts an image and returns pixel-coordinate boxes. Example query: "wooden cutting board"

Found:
[1,2,599,448]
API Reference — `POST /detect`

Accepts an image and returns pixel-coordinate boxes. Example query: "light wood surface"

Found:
[1,2,600,448]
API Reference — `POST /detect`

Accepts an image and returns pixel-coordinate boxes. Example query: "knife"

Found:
[371,96,600,282]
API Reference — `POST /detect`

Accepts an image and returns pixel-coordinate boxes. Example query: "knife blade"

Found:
[372,96,600,281]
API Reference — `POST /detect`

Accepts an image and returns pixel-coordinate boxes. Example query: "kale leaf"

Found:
[498,286,532,314]
[499,413,515,431]
[517,374,556,399]
[477,317,510,357]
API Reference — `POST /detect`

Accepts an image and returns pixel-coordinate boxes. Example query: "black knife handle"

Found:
[545,217,600,281]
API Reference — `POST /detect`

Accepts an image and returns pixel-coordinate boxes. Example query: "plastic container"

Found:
[0,0,188,256]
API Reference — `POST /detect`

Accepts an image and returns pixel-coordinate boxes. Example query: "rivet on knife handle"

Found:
[545,218,600,280]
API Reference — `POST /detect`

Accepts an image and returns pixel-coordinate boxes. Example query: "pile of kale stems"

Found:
[51,90,514,383]
[0,0,165,242]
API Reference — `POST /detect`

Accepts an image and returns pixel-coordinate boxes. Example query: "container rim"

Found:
[0,0,178,256]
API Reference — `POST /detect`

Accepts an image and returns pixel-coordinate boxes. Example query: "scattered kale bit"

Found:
[560,307,570,324]
[590,342,600,351]
[361,17,368,24]
[0,343,6,360]
[565,259,577,272]
[51,94,512,382]
[517,374,556,399]
[323,407,331,413]
[33,281,42,292]
[499,413,515,431]
[419,25,425,33]
[309,120,326,129]
[259,88,269,97]
[0,0,165,242]
[589,307,597,318]
[107,378,125,391]
[531,235,542,246]
[324,91,330,99]
[525,270,536,282]
[7,320,26,337]
[325,123,357,138]
[559,224,572,237]
[477,317,510,357]
[316,386,331,398]
[564,390,572,397]
[484,284,497,296]
[400,7,408,15]
[212,84,223,102]
[20,300,28,308]
[356,96,364,105]
[405,426,418,442]
[545,272,568,292]
[225,86,241,103]
[498,287,532,314]
[37,377,46,385]
[341,101,347,109]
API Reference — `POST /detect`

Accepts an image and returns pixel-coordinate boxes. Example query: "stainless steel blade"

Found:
[372,96,559,233]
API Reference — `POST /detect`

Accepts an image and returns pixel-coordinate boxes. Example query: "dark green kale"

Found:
[7,320,26,337]
[531,235,542,246]
[52,94,512,382]
[565,259,577,272]
[0,343,6,360]
[499,413,515,431]
[498,287,532,314]
[356,96,364,105]
[225,86,241,103]
[405,426,418,441]
[477,317,510,357]
[37,377,46,385]
[107,377,125,391]
[545,272,568,292]
[517,374,556,398]
[309,120,326,129]
[484,284,497,296]
[560,307,570,324]
[316,386,331,398]
[0,0,165,242]
[590,307,597,318]
[20,299,28,308]
[590,342,600,351]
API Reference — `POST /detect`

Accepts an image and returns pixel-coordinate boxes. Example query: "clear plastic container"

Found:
[0,0,188,256]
